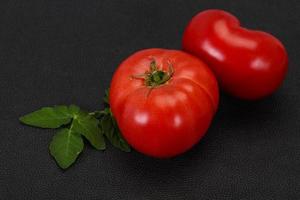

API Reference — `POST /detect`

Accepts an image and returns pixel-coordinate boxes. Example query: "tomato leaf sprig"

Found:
[19,90,130,169]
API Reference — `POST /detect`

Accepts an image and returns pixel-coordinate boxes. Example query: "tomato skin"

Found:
[182,9,288,100]
[109,49,219,158]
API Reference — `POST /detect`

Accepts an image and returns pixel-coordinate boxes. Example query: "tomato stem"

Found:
[132,59,174,88]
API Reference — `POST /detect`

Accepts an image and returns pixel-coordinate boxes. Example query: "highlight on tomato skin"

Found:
[109,48,219,158]
[182,9,288,100]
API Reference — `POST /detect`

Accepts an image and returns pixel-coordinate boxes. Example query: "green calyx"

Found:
[133,60,174,88]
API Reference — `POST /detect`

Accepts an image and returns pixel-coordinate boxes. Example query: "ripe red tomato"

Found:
[109,49,219,158]
[182,9,288,100]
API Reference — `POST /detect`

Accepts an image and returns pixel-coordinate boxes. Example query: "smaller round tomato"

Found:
[109,49,219,158]
[182,9,288,100]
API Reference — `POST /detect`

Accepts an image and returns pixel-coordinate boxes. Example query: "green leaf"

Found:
[19,106,73,128]
[72,113,106,150]
[68,104,80,116]
[49,128,84,169]
[101,115,130,152]
[103,89,110,104]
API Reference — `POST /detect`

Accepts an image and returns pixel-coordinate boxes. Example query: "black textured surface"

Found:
[1,0,299,199]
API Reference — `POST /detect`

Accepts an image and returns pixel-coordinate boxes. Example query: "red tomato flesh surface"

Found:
[182,9,288,100]
[109,49,219,158]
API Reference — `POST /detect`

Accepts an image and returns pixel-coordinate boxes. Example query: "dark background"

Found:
[0,0,299,199]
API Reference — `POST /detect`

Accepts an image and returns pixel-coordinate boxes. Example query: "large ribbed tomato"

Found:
[109,49,219,158]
